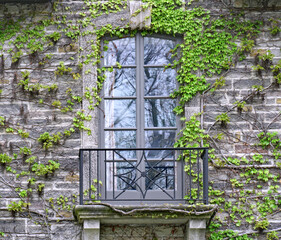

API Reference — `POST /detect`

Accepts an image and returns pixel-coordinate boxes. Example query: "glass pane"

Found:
[104,38,135,66]
[145,149,174,159]
[116,162,136,190]
[145,99,176,127]
[104,69,136,97]
[144,68,176,96]
[145,130,176,148]
[105,100,136,128]
[145,161,174,190]
[144,37,175,65]
[106,161,137,191]
[106,149,137,161]
[105,131,136,159]
[105,131,136,149]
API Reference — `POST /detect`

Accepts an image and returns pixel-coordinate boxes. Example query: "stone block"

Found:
[27,224,48,234]
[186,220,207,240]
[55,182,79,189]
[0,220,26,233]
[84,220,100,229]
[58,44,79,53]
[235,144,268,154]
[84,220,100,240]
[185,106,200,120]
[57,210,73,218]
[231,0,281,8]
[51,223,82,240]
[129,1,151,30]
[233,79,262,89]
[14,236,48,240]
[65,173,79,182]
[0,103,27,116]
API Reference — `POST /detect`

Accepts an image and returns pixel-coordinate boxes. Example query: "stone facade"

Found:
[0,0,280,239]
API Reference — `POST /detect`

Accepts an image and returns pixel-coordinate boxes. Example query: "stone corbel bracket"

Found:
[129,1,152,30]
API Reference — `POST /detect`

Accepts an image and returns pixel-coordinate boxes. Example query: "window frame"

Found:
[98,33,183,202]
[99,33,181,149]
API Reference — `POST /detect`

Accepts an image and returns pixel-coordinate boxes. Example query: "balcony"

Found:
[78,147,209,205]
[74,147,216,240]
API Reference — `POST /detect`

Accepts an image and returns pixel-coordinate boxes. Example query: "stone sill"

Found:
[74,203,217,225]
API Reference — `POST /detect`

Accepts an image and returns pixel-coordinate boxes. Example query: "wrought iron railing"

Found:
[79,148,209,205]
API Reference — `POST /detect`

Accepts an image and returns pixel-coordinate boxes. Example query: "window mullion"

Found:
[136,33,145,149]
[136,33,146,193]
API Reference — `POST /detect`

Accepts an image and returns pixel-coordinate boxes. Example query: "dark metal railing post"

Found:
[197,150,200,200]
[113,150,115,199]
[173,149,175,199]
[181,153,184,200]
[89,150,92,201]
[79,149,83,205]
[189,150,192,200]
[105,150,107,200]
[202,149,209,204]
[97,150,100,200]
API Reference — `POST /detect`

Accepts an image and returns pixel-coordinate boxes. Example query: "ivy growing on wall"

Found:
[0,0,281,239]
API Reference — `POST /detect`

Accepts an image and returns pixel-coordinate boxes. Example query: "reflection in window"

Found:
[104,69,136,97]
[145,130,176,148]
[105,131,136,149]
[116,162,136,190]
[144,37,175,65]
[106,161,137,191]
[145,99,176,127]
[145,161,174,190]
[104,38,135,66]
[144,68,176,96]
[105,99,136,128]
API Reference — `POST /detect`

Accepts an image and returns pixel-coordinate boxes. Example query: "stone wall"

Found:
[0,1,83,239]
[0,0,280,239]
[100,224,185,239]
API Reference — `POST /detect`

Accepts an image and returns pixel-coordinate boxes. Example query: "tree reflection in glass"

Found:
[105,131,136,159]
[145,99,176,127]
[104,69,136,97]
[105,99,136,128]
[144,37,175,65]
[145,161,174,190]
[104,38,135,66]
[144,68,176,96]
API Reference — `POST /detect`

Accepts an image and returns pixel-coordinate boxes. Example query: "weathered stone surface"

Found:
[0,220,26,233]
[50,223,82,240]
[129,1,151,30]
[100,224,185,240]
